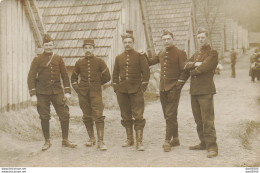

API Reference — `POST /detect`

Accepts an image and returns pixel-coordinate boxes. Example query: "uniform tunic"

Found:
[147,45,188,140]
[112,49,150,130]
[71,55,111,123]
[27,52,71,121]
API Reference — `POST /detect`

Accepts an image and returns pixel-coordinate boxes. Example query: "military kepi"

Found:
[83,38,95,47]
[121,32,134,42]
[43,34,53,43]
[197,27,208,35]
[162,29,174,38]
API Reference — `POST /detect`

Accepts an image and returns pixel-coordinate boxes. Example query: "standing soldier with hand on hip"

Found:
[71,39,111,151]
[112,32,150,151]
[139,29,188,152]
[183,28,218,158]
[27,34,77,151]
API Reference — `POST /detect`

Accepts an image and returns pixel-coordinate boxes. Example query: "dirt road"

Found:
[0,50,259,167]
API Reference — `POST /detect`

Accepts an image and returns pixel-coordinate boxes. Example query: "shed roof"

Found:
[144,0,193,51]
[36,0,122,66]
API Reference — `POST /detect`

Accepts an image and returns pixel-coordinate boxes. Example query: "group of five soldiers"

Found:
[28,27,218,158]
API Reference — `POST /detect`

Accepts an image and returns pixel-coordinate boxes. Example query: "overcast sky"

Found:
[223,0,260,32]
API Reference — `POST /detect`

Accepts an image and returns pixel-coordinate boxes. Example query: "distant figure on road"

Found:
[71,38,111,151]
[139,29,188,152]
[183,27,219,158]
[230,48,237,78]
[27,34,77,151]
[249,48,260,82]
[112,32,150,151]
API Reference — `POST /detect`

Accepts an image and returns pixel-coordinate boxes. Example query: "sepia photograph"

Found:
[0,0,259,171]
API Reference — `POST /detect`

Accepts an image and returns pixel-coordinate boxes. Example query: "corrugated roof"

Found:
[36,0,122,66]
[144,0,193,51]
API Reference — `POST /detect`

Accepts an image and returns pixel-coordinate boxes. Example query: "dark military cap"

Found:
[121,32,134,42]
[197,27,209,36]
[126,30,133,35]
[43,34,53,43]
[83,38,95,47]
[162,29,174,38]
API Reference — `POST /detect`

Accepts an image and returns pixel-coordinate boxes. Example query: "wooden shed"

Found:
[0,0,44,113]
[225,19,233,51]
[232,21,238,49]
[249,32,260,48]
[142,0,196,58]
[242,28,249,49]
[36,0,147,74]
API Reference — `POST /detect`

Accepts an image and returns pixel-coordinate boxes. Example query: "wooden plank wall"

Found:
[0,0,36,113]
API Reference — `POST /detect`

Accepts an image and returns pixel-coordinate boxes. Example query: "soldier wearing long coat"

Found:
[27,34,77,151]
[71,39,111,151]
[112,33,150,151]
[183,28,218,158]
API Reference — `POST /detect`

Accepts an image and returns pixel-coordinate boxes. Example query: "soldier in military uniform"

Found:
[112,32,150,151]
[230,48,237,78]
[139,29,188,152]
[183,28,218,158]
[71,39,111,151]
[27,34,77,151]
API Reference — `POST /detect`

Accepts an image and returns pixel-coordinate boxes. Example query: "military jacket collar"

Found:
[165,45,176,51]
[84,54,94,59]
[199,44,211,53]
[124,49,135,54]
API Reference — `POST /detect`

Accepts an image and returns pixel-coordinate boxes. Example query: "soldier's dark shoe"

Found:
[122,139,134,147]
[189,143,206,150]
[170,138,180,147]
[62,139,77,148]
[163,140,171,152]
[97,141,107,151]
[136,142,145,151]
[207,151,218,158]
[85,138,96,147]
[42,139,51,151]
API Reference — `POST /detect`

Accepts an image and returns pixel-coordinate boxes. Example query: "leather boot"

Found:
[83,121,96,147]
[41,119,50,141]
[136,130,145,151]
[162,140,171,152]
[122,126,134,147]
[41,120,51,151]
[60,120,77,148]
[42,139,51,151]
[96,122,107,151]
[207,150,218,158]
[189,142,206,150]
[170,137,180,147]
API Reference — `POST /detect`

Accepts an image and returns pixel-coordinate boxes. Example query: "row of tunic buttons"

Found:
[163,52,168,77]
[126,54,129,79]
[88,59,91,81]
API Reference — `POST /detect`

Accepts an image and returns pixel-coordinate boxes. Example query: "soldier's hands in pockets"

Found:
[141,82,148,92]
[31,95,37,106]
